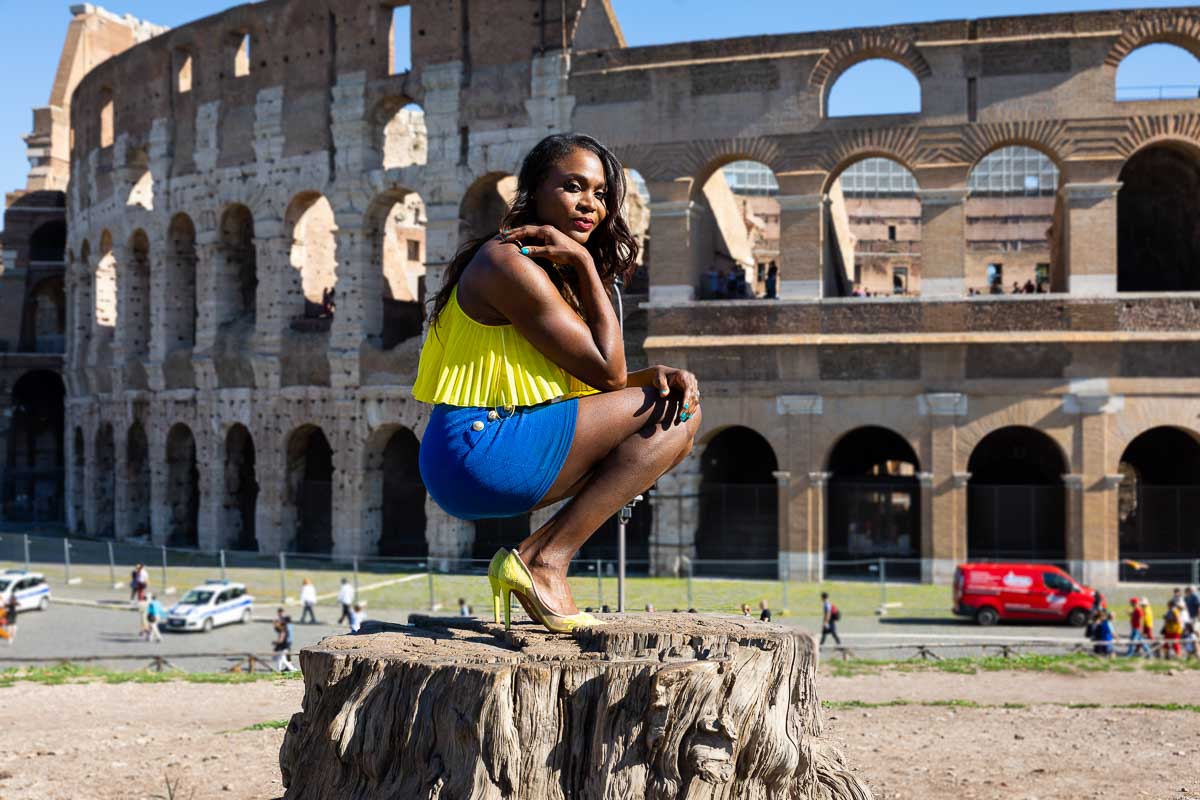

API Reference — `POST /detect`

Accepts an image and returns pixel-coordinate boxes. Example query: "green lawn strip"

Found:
[234,719,290,732]
[0,662,303,687]
[826,653,1200,678]
[823,699,1200,713]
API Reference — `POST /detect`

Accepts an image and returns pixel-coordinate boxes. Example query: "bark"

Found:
[279,614,872,800]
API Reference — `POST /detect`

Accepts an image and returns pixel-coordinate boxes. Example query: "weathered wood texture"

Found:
[279,614,872,800]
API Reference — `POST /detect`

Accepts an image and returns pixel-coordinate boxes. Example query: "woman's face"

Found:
[533,148,609,245]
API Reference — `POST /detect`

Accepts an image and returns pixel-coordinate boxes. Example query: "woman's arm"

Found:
[469,231,627,391]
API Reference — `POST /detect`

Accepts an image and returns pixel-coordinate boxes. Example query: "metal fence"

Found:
[1,531,1197,617]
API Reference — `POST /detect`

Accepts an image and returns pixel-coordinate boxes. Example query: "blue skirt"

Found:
[419,400,579,520]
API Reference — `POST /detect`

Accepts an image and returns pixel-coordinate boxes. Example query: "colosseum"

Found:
[51,0,1200,585]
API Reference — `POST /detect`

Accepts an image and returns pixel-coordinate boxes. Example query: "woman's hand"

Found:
[501,225,594,271]
[642,365,700,422]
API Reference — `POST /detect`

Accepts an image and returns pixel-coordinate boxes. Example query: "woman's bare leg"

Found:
[513,386,701,615]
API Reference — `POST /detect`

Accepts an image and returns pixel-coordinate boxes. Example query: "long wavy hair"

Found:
[429,133,640,325]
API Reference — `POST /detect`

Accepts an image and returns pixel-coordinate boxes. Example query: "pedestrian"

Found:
[1175,588,1193,627]
[130,563,145,602]
[136,563,150,602]
[0,604,10,644]
[349,603,364,633]
[145,593,164,643]
[299,579,318,624]
[1089,609,1114,657]
[1162,599,1184,659]
[1185,586,1200,623]
[1140,597,1156,655]
[740,603,751,617]
[337,578,355,625]
[1124,597,1150,657]
[1092,588,1106,613]
[1182,619,1198,661]
[759,598,772,623]
[272,612,295,672]
[765,262,778,299]
[137,593,150,640]
[820,592,841,645]
[3,592,16,644]
[457,597,472,617]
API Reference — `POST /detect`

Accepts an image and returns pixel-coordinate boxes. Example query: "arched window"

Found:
[166,214,198,348]
[696,161,778,300]
[368,189,426,348]
[126,231,151,361]
[286,426,334,554]
[827,59,921,117]
[697,427,778,576]
[459,173,518,242]
[166,424,200,548]
[377,99,427,169]
[831,157,921,296]
[1118,427,1200,581]
[223,425,258,551]
[285,194,338,324]
[99,88,114,148]
[218,205,257,323]
[1115,43,1200,101]
[1118,144,1200,291]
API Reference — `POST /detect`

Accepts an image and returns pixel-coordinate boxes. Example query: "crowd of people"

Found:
[701,263,779,300]
[1087,586,1200,659]
[968,279,1050,296]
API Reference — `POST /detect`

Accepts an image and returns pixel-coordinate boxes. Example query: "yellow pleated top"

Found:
[412,286,599,408]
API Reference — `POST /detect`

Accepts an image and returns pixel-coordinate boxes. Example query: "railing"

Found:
[1116,84,1200,101]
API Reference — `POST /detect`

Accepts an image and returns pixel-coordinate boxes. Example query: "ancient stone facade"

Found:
[64,1,1200,584]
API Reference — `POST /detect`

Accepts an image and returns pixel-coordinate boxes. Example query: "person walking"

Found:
[349,603,364,633]
[135,563,150,602]
[145,594,164,644]
[1140,598,1156,656]
[1124,597,1150,657]
[1089,610,1115,657]
[1182,619,1198,662]
[299,579,318,624]
[1162,599,1184,659]
[1185,586,1200,624]
[337,579,355,625]
[820,592,841,646]
[136,593,150,640]
[130,563,143,602]
[272,610,296,672]
[3,592,17,644]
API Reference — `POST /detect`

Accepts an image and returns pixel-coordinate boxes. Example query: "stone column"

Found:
[113,414,131,541]
[917,470,934,580]
[776,194,824,299]
[1063,386,1123,584]
[1063,472,1085,575]
[194,421,221,552]
[251,221,288,391]
[772,471,792,580]
[425,498,475,570]
[805,471,831,582]
[646,179,699,305]
[921,392,968,583]
[647,448,703,575]
[1061,181,1121,296]
[332,409,364,559]
[192,229,222,390]
[148,423,170,546]
[110,242,132,396]
[776,394,821,581]
[329,218,370,389]
[144,231,170,392]
[914,188,968,298]
[81,421,97,536]
[254,442,287,554]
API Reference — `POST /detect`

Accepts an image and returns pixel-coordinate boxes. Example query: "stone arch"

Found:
[1115,43,1200,101]
[822,154,923,296]
[284,192,338,323]
[1117,140,1200,291]
[285,425,334,554]
[165,213,198,349]
[95,230,117,331]
[94,422,116,538]
[375,96,427,170]
[1105,14,1200,67]
[1117,426,1200,572]
[364,425,427,558]
[217,204,258,324]
[688,156,780,301]
[21,276,65,353]
[809,35,931,116]
[826,59,922,117]
[825,426,921,579]
[365,189,426,348]
[125,421,151,539]
[3,370,64,523]
[222,424,259,551]
[965,145,1062,295]
[967,425,1067,562]
[165,423,200,548]
[696,425,778,576]
[71,426,85,532]
[29,219,66,262]
[125,230,152,361]
[459,172,518,242]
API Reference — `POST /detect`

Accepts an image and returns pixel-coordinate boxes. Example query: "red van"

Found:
[953,563,1097,626]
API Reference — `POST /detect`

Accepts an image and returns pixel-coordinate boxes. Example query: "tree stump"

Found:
[279,614,872,800]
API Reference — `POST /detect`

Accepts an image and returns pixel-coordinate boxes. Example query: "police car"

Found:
[0,569,50,612]
[164,580,254,632]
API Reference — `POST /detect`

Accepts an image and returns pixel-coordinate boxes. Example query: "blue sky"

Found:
[0,0,1197,195]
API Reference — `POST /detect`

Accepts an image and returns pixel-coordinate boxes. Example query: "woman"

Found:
[415,133,701,634]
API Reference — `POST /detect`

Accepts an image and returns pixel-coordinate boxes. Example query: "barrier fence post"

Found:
[279,552,287,604]
[63,538,71,583]
[160,545,168,591]
[23,534,30,571]
[427,563,435,611]
[107,541,116,587]
[219,549,226,582]
[596,559,603,608]
[879,558,887,610]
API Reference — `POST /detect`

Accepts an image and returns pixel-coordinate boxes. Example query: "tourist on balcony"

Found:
[765,262,778,299]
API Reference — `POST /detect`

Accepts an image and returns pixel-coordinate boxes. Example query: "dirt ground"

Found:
[0,670,1197,799]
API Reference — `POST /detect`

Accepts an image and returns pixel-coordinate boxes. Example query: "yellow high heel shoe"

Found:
[487,548,603,634]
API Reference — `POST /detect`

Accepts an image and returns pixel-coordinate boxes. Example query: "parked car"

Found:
[953,563,1096,626]
[0,569,50,612]
[165,580,254,632]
